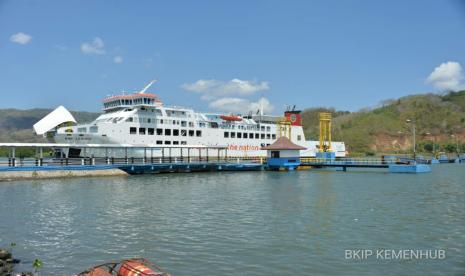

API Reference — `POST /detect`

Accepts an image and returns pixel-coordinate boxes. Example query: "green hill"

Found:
[301,91,465,155]
[0,91,464,156]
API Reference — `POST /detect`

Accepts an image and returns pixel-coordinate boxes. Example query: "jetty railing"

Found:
[300,157,402,165]
[0,156,266,168]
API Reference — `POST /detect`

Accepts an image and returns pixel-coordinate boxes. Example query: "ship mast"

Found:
[139,79,157,94]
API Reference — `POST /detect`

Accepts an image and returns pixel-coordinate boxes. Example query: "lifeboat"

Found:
[78,258,169,276]
[220,115,242,121]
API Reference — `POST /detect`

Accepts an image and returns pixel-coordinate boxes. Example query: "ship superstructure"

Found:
[34,81,346,157]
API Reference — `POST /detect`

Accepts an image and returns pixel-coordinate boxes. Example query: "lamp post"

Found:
[406,119,416,160]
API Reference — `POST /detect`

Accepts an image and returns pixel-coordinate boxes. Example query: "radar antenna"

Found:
[139,79,157,94]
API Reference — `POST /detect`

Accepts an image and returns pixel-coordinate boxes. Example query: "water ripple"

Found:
[0,166,464,274]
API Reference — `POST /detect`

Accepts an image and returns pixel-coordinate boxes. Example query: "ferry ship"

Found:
[33,81,346,158]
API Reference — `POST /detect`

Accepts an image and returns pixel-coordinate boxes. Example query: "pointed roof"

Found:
[261,136,307,150]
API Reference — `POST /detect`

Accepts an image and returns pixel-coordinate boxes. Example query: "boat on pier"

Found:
[32,81,346,158]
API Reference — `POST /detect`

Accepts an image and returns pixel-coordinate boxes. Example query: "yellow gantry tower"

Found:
[319,112,332,152]
[277,117,292,139]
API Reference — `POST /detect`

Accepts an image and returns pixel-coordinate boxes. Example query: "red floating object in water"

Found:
[118,260,161,276]
[78,258,169,276]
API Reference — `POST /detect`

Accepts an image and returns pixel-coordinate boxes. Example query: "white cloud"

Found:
[426,61,464,91]
[181,78,269,100]
[81,37,106,55]
[113,56,123,64]
[209,97,274,114]
[10,32,32,45]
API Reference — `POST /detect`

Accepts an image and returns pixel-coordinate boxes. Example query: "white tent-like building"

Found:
[33,106,77,135]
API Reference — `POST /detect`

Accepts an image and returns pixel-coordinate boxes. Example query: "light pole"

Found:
[406,119,416,160]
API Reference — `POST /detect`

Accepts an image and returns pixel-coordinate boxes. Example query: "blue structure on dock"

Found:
[118,162,263,174]
[315,151,336,160]
[262,137,306,171]
[301,158,431,173]
[388,164,431,173]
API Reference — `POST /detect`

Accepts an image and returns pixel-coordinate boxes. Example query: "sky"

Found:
[1,0,465,114]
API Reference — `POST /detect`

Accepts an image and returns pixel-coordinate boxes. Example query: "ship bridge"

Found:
[102,80,162,112]
[103,93,162,112]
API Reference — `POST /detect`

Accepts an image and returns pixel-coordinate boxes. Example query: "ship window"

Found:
[255,133,259,139]
[224,132,229,138]
[249,133,254,139]
[297,135,301,141]
[165,129,171,136]
[173,129,179,136]
[172,120,176,124]
[196,130,202,137]
[156,128,163,135]
[148,128,154,135]
[189,122,194,127]
[266,134,271,139]
[272,134,276,139]
[261,134,265,139]
[130,127,137,135]
[237,132,242,138]
[173,141,179,145]
[139,128,146,135]
[181,141,187,145]
[231,132,236,138]
[78,127,87,133]
[164,141,171,145]
[211,122,218,128]
[156,140,162,145]
[189,130,194,136]
[125,117,133,122]
[266,126,271,131]
[271,151,280,158]
[243,133,248,138]
[89,126,98,133]
[181,130,186,136]
[261,126,265,131]
[147,118,151,123]
[159,119,163,124]
[181,121,187,127]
